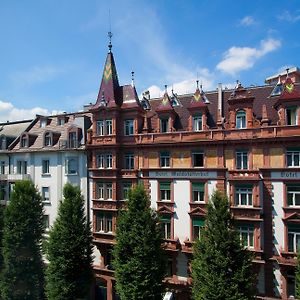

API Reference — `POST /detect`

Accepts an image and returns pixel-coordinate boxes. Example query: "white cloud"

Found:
[216,38,281,76]
[278,10,300,23]
[239,16,256,26]
[10,65,67,88]
[0,100,60,123]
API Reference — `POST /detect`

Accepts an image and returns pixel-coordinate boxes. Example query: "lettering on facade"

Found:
[149,171,216,178]
[271,172,299,179]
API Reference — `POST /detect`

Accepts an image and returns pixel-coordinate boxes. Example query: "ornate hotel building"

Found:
[87,43,300,300]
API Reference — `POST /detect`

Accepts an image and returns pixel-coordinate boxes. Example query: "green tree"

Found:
[192,190,255,300]
[296,253,300,299]
[45,183,93,300]
[0,180,45,300]
[0,204,4,293]
[112,185,166,300]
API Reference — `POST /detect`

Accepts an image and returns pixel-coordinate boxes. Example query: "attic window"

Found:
[44,132,52,147]
[236,110,246,129]
[20,134,28,148]
[202,93,210,104]
[270,83,283,97]
[40,119,47,128]
[170,94,180,107]
[141,99,150,110]
[286,107,298,125]
[58,117,65,126]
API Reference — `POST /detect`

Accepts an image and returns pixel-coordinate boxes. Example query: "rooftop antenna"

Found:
[108,9,113,52]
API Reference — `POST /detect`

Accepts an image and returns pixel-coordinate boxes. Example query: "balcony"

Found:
[7,174,31,181]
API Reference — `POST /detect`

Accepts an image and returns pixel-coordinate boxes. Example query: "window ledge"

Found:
[42,201,51,206]
[41,173,51,177]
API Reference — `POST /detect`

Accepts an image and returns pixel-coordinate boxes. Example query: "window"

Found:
[106,119,112,135]
[96,182,113,200]
[1,136,6,150]
[192,151,204,167]
[122,182,131,200]
[236,110,246,129]
[17,160,27,174]
[66,157,78,175]
[42,159,50,174]
[96,119,112,136]
[288,224,300,252]
[193,114,202,131]
[270,82,283,97]
[287,271,296,299]
[236,150,248,170]
[0,161,5,174]
[161,216,171,239]
[96,212,113,233]
[124,119,134,136]
[192,219,205,240]
[287,185,300,207]
[69,132,77,148]
[160,118,169,133]
[287,149,300,167]
[96,120,104,136]
[0,184,6,200]
[286,106,297,125]
[20,135,28,148]
[44,132,52,147]
[235,185,253,206]
[160,151,170,168]
[160,182,171,201]
[124,153,134,170]
[43,215,50,230]
[192,182,205,202]
[42,187,50,203]
[58,117,65,126]
[97,153,112,169]
[40,119,47,128]
[238,225,254,248]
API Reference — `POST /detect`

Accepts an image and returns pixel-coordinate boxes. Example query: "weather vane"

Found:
[108,9,113,52]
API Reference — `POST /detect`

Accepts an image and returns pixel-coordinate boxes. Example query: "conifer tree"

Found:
[0,205,4,288]
[296,253,300,299]
[112,185,166,300]
[45,183,93,300]
[192,190,255,300]
[0,180,45,300]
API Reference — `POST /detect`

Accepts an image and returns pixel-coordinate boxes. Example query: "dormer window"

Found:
[236,110,246,129]
[193,114,202,131]
[44,132,52,147]
[58,117,65,126]
[20,134,28,148]
[270,83,283,97]
[0,136,6,150]
[286,106,297,125]
[40,119,47,128]
[160,118,169,133]
[68,132,77,148]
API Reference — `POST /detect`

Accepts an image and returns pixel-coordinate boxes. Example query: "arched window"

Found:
[236,110,246,129]
[44,132,52,147]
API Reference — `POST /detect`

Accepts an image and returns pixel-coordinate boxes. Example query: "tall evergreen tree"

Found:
[192,190,255,300]
[0,204,4,297]
[296,252,300,299]
[112,185,166,300]
[0,180,45,300]
[45,183,93,300]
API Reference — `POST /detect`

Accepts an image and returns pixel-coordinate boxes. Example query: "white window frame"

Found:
[288,230,300,253]
[44,132,52,147]
[235,186,253,207]
[160,152,170,168]
[160,118,169,133]
[286,106,298,126]
[236,150,248,170]
[124,153,134,170]
[42,159,50,175]
[287,150,300,167]
[124,119,134,136]
[66,157,78,175]
[106,119,112,135]
[42,186,50,203]
[238,226,254,249]
[96,120,104,136]
[287,185,300,207]
[96,213,113,233]
[193,115,202,131]
[236,110,246,129]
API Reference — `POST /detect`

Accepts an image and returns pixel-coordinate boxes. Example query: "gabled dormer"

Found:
[274,76,300,126]
[187,82,209,131]
[225,81,257,129]
[155,86,177,133]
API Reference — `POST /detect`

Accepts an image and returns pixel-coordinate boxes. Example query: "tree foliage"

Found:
[45,183,93,300]
[112,185,166,300]
[296,252,300,299]
[0,180,45,300]
[192,190,255,300]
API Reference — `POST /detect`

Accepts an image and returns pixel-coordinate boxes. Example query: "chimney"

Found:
[218,83,223,118]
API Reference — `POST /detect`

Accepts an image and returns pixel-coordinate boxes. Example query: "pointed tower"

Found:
[93,32,120,109]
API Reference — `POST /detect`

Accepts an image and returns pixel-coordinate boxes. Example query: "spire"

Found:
[108,31,113,53]
[131,71,135,87]
[93,44,120,108]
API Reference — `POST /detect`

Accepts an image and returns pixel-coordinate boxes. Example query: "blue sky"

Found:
[0,0,300,122]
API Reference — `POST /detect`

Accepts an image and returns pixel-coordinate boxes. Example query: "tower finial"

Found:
[196,80,199,89]
[108,10,113,52]
[131,71,135,87]
[286,68,290,77]
[164,84,168,93]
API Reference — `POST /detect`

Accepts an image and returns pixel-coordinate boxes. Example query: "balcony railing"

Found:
[59,139,81,149]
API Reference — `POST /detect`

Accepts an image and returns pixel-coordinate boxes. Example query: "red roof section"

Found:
[278,77,300,101]
[156,92,174,112]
